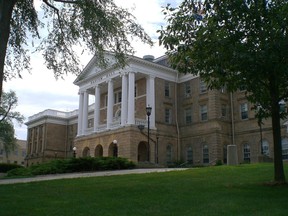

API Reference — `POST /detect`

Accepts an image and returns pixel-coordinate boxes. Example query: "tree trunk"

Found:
[270,75,286,183]
[0,0,17,102]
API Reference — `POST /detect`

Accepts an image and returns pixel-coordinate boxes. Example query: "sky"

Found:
[3,0,182,140]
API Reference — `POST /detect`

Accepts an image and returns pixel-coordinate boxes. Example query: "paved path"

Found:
[0,168,188,185]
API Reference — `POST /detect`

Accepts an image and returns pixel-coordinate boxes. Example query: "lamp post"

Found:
[113,140,118,157]
[73,147,77,158]
[146,106,152,162]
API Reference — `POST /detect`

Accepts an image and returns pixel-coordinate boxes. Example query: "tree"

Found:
[158,0,288,183]
[0,0,153,100]
[0,90,24,156]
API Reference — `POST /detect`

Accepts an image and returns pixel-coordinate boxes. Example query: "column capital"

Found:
[106,78,114,84]
[148,75,156,79]
[120,72,128,77]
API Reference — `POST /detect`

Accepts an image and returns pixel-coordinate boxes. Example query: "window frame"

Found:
[240,103,249,120]
[200,105,208,121]
[185,107,192,124]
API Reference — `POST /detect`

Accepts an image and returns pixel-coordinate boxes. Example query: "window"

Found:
[282,138,288,159]
[185,107,192,124]
[203,145,209,164]
[200,105,208,121]
[200,80,207,93]
[261,140,269,156]
[243,144,250,162]
[240,103,248,120]
[165,108,172,124]
[166,145,172,164]
[221,104,227,118]
[114,91,122,104]
[88,119,93,128]
[187,147,193,164]
[184,82,191,97]
[165,81,170,97]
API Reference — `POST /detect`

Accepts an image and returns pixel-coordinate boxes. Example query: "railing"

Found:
[28,109,79,122]
[82,118,147,135]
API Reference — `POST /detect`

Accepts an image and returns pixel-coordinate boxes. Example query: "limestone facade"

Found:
[25,54,288,166]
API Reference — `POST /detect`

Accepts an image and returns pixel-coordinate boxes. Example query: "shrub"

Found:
[0,163,23,173]
[6,157,136,177]
[6,167,33,177]
[215,160,223,166]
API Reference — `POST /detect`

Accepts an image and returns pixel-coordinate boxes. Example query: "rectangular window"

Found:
[185,108,192,124]
[165,81,170,97]
[165,108,172,124]
[203,145,209,164]
[240,103,248,120]
[221,104,227,118]
[184,82,191,98]
[114,91,122,104]
[200,80,207,93]
[200,105,208,121]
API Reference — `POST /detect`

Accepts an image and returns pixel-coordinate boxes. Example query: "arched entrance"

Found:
[108,142,118,157]
[95,144,103,157]
[83,147,90,157]
[138,141,149,162]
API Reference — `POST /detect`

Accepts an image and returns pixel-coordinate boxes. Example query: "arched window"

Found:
[95,144,103,157]
[166,145,172,164]
[187,146,193,164]
[282,138,288,159]
[261,140,269,156]
[203,145,209,164]
[243,144,250,162]
[83,147,90,157]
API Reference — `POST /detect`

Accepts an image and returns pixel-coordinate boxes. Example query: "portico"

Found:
[76,70,156,136]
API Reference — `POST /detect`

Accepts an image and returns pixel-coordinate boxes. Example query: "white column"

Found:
[121,73,128,126]
[127,72,135,124]
[94,85,101,132]
[146,75,156,128]
[107,79,114,129]
[77,92,84,136]
[82,90,89,135]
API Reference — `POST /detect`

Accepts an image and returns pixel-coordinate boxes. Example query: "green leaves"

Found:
[3,0,153,82]
[159,0,288,116]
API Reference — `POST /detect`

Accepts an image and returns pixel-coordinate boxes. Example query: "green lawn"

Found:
[1,163,288,216]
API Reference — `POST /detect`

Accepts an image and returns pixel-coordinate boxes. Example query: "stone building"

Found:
[0,139,27,165]
[25,54,288,166]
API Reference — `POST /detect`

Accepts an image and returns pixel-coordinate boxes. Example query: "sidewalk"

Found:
[0,168,188,185]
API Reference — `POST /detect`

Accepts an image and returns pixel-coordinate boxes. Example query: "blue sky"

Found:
[3,0,182,140]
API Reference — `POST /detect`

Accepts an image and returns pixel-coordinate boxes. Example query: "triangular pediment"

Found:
[74,52,118,85]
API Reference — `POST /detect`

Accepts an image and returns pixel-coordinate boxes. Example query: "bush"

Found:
[6,167,33,177]
[6,157,136,177]
[215,160,223,166]
[0,163,23,173]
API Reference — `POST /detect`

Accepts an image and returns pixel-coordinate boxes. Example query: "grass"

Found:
[1,163,288,216]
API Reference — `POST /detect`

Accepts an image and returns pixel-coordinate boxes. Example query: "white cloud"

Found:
[4,0,181,140]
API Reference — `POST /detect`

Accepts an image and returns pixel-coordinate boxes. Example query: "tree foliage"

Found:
[0,90,24,156]
[158,0,288,183]
[0,0,153,99]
